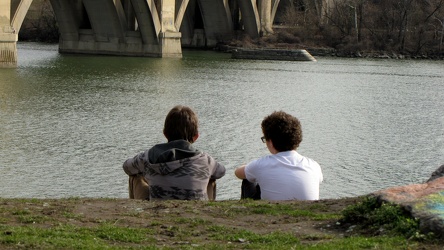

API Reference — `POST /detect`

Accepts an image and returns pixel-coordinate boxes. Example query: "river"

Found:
[0,42,443,200]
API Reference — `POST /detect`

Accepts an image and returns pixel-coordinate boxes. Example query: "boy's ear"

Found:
[192,133,199,143]
[266,139,279,154]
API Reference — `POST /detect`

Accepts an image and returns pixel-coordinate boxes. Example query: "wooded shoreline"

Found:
[20,0,444,60]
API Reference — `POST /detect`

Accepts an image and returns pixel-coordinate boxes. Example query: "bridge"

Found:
[0,0,282,67]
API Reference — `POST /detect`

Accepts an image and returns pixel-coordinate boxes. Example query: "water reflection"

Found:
[0,43,443,200]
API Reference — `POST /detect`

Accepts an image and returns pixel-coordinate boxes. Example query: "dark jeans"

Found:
[241,179,261,200]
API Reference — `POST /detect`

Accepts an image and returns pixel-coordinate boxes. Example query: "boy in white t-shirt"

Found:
[234,111,323,201]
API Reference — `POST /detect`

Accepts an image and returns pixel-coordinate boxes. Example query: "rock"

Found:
[374,165,444,239]
[427,164,444,183]
[415,211,444,239]
[231,48,317,61]
[376,176,444,203]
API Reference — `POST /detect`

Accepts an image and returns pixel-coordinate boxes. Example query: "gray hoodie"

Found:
[123,140,226,200]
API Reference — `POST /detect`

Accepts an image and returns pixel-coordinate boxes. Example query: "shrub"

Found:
[340,196,421,239]
[19,0,59,42]
[277,31,301,44]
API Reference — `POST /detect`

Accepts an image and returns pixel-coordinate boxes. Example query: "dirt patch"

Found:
[0,197,355,244]
[1,197,442,248]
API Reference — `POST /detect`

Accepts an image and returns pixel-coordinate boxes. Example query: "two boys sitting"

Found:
[123,105,322,201]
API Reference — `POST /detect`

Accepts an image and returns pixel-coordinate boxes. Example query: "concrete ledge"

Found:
[231,48,316,61]
[0,33,18,41]
[58,31,182,58]
[159,32,182,39]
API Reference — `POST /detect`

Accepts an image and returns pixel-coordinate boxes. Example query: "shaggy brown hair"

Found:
[261,111,302,152]
[163,105,199,143]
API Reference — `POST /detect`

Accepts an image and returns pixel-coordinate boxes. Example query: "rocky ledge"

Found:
[375,164,444,239]
[216,44,443,60]
[231,48,317,61]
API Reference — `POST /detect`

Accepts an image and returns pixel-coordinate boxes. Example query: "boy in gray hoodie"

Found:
[123,105,226,201]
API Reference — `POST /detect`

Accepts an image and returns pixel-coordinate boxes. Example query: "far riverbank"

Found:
[215,40,444,60]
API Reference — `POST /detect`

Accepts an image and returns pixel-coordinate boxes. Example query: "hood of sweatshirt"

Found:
[148,140,201,163]
[146,140,202,175]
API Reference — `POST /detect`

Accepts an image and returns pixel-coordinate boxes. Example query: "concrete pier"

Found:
[160,32,182,58]
[0,35,17,68]
[0,0,18,67]
[1,0,285,67]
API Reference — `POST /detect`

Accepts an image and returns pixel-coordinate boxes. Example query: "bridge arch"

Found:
[11,0,33,32]
[176,0,232,47]
[49,0,166,56]
[2,0,291,67]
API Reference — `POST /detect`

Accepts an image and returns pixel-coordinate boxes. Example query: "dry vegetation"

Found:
[20,0,444,58]
[229,0,444,58]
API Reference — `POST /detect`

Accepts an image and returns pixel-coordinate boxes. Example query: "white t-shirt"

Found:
[244,150,323,200]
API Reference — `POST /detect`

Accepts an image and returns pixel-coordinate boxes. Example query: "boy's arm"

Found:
[234,165,247,179]
[207,154,226,179]
[122,153,146,176]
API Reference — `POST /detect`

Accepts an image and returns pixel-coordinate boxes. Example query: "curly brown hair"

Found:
[261,111,302,152]
[163,105,199,143]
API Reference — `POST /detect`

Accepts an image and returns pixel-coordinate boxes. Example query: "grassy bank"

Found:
[0,196,441,249]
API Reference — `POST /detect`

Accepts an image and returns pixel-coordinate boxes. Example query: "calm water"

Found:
[1,43,443,200]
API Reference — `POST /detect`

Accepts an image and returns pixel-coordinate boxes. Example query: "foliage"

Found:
[19,0,59,43]
[340,195,422,239]
[20,0,443,57]
[277,0,444,57]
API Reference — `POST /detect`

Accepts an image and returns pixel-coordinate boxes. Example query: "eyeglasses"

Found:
[261,136,266,143]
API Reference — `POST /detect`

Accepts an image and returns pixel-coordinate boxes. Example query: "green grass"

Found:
[0,224,157,249]
[340,195,423,238]
[207,200,340,220]
[209,225,298,243]
[0,223,422,250]
[0,197,441,249]
[300,236,415,250]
